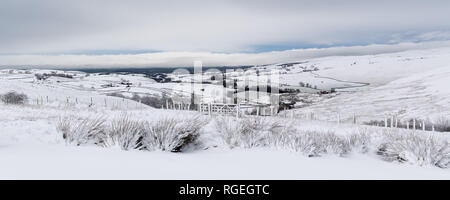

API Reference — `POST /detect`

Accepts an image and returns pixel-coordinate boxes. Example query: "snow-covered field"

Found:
[275,47,450,123]
[1,47,450,179]
[0,103,449,179]
[3,145,450,180]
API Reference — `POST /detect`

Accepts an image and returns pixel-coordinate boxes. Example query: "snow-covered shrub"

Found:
[57,115,107,146]
[279,130,351,157]
[215,117,241,148]
[348,128,372,154]
[321,132,352,156]
[272,131,317,156]
[142,115,208,152]
[216,117,354,156]
[0,91,28,104]
[433,117,450,132]
[106,115,145,150]
[377,131,450,168]
[215,116,283,148]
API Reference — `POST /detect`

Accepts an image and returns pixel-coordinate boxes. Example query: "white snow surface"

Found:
[0,103,449,180]
[2,145,449,180]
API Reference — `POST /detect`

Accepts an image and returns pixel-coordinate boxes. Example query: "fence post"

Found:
[423,121,426,131]
[391,115,394,128]
[337,113,341,125]
[384,116,388,128]
[432,124,435,132]
[407,121,410,130]
[413,119,416,130]
[208,103,212,116]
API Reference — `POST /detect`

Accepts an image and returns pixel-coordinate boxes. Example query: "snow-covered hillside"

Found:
[280,47,450,123]
[274,47,450,88]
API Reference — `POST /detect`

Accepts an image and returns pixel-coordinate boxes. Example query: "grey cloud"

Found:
[0,0,450,54]
[1,41,449,68]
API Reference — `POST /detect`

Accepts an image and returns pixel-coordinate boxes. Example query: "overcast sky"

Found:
[1,0,450,67]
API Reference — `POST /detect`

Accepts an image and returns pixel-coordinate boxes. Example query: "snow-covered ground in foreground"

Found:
[0,103,449,180]
[2,145,449,180]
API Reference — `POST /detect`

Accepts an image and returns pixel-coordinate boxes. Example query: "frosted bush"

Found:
[106,115,145,150]
[215,117,242,148]
[215,117,283,148]
[57,115,107,146]
[348,128,372,154]
[433,116,450,132]
[273,131,318,156]
[279,131,351,157]
[322,132,351,156]
[377,131,450,168]
[142,115,208,152]
[216,117,354,156]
